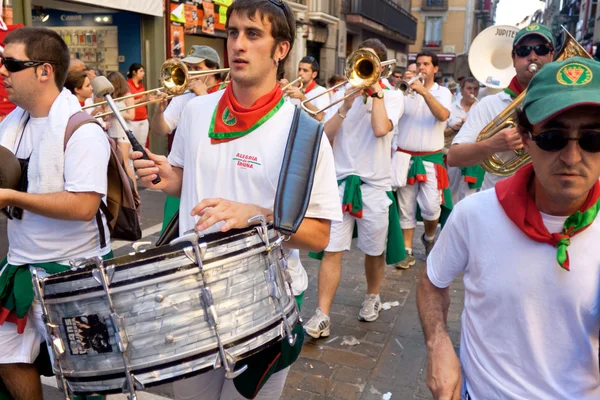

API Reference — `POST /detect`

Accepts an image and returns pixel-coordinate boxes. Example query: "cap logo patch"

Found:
[525,24,540,32]
[557,63,593,86]
[189,49,195,55]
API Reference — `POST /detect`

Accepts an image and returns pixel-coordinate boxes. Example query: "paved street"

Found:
[0,189,464,400]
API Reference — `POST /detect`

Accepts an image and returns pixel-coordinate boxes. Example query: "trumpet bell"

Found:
[161,59,189,96]
[468,25,519,89]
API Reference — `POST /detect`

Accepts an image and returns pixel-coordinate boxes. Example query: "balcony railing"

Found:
[345,0,417,41]
[422,0,448,10]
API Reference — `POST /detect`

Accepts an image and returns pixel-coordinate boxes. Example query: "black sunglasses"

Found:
[514,44,553,58]
[269,0,290,21]
[529,130,600,153]
[0,56,54,73]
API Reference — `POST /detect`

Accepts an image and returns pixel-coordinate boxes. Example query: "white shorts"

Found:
[325,182,391,256]
[0,301,46,364]
[396,160,442,229]
[173,366,290,400]
[130,119,150,148]
[448,166,477,205]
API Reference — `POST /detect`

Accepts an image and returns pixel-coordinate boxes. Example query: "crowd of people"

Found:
[0,1,599,399]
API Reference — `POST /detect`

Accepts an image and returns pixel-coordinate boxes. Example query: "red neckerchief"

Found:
[496,163,600,271]
[209,83,284,144]
[304,80,317,94]
[504,76,524,98]
[207,80,226,94]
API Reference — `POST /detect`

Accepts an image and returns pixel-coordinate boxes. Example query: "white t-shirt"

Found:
[289,84,330,113]
[395,83,452,152]
[452,91,513,190]
[8,117,111,265]
[445,100,470,150]
[106,99,130,141]
[163,92,195,133]
[168,91,342,295]
[325,87,404,191]
[427,189,600,399]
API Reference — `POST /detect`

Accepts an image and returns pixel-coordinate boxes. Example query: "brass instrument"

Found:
[84,58,230,117]
[301,49,396,115]
[474,27,591,176]
[398,73,425,95]
[281,76,304,92]
[469,94,479,102]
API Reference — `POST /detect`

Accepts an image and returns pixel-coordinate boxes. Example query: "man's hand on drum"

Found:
[191,198,269,232]
[0,189,11,209]
[130,148,172,190]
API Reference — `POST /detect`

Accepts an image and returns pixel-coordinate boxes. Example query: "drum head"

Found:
[0,146,21,190]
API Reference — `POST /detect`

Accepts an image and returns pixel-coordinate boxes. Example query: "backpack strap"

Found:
[273,106,323,236]
[64,111,108,248]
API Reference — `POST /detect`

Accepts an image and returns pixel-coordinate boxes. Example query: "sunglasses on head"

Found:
[269,0,290,21]
[0,56,54,73]
[513,44,553,58]
[529,130,600,153]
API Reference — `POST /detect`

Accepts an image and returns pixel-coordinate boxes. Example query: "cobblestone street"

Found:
[282,228,465,400]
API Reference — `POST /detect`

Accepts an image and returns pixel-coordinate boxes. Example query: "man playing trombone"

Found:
[304,39,404,338]
[281,56,329,121]
[447,23,555,189]
[392,51,452,269]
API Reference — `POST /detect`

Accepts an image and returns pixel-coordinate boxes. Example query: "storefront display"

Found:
[51,27,119,72]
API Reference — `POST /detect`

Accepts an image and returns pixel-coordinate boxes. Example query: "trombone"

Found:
[300,49,396,115]
[84,58,229,116]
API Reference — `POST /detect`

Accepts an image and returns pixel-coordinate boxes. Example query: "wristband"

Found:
[338,110,347,119]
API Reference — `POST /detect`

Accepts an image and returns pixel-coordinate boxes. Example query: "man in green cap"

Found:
[447,23,555,191]
[417,56,600,399]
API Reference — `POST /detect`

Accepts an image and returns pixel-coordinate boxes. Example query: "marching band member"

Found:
[132,0,341,398]
[150,45,225,232]
[418,56,600,400]
[388,67,403,89]
[447,23,555,190]
[304,38,405,338]
[403,62,417,83]
[126,63,150,148]
[392,51,452,269]
[282,56,329,120]
[444,77,480,204]
[0,27,111,400]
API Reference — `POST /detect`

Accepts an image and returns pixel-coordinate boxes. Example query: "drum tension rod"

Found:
[172,231,248,379]
[31,267,74,400]
[249,214,297,346]
[92,258,144,399]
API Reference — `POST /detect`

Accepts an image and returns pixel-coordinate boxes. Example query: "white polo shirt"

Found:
[427,189,600,399]
[325,86,404,191]
[169,91,342,295]
[289,83,330,113]
[452,91,513,190]
[395,83,452,152]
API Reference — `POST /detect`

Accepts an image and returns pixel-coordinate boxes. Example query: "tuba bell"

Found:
[473,26,592,176]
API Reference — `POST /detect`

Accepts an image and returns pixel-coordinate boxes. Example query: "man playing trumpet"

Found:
[447,23,555,189]
[280,56,329,120]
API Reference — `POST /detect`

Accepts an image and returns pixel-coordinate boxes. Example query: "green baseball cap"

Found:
[522,56,600,124]
[513,23,554,48]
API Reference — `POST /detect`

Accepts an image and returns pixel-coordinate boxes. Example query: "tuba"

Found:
[473,26,592,176]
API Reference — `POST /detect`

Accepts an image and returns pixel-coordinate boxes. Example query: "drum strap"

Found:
[273,106,323,236]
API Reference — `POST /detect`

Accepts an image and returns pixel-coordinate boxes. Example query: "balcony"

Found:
[422,0,448,10]
[423,39,442,48]
[308,0,340,24]
[344,0,417,42]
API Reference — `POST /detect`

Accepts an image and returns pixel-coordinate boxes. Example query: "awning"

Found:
[409,52,456,62]
[69,0,164,17]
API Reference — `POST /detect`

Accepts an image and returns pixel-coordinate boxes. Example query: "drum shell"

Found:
[40,227,297,395]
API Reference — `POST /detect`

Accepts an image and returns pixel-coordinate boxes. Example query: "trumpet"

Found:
[469,94,479,102]
[398,73,424,94]
[301,49,396,115]
[84,58,229,116]
[281,76,304,92]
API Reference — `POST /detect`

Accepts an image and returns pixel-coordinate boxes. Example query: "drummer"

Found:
[0,28,111,399]
[131,0,341,399]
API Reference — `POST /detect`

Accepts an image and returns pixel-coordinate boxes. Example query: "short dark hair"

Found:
[516,107,533,135]
[226,0,295,77]
[327,74,344,87]
[461,77,479,89]
[358,38,387,61]
[416,51,439,67]
[4,27,70,90]
[107,71,129,98]
[127,63,144,79]
[392,67,402,76]
[300,56,319,73]
[64,71,87,94]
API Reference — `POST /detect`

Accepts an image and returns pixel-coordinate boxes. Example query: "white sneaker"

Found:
[358,294,381,322]
[304,308,331,339]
